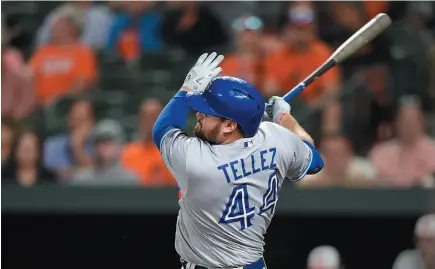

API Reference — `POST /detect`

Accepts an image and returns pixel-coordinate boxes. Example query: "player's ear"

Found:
[223,120,238,134]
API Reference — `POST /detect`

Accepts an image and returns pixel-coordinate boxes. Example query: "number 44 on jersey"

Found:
[219,171,279,230]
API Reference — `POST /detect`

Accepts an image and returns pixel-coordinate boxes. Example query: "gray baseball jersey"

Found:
[160,121,312,268]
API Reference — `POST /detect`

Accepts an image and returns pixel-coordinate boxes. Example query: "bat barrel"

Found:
[330,13,392,64]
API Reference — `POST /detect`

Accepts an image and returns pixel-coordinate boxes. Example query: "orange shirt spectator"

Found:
[265,2,342,137]
[121,99,176,186]
[264,2,340,102]
[221,53,264,90]
[29,6,97,105]
[221,15,266,89]
[30,43,97,104]
[121,141,175,186]
[264,40,340,102]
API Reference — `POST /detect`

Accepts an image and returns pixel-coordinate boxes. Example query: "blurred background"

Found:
[1,1,435,269]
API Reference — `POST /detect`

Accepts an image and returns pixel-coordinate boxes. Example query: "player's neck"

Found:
[220,133,245,145]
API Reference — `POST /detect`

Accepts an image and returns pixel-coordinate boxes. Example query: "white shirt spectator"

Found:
[393,249,426,269]
[393,214,435,269]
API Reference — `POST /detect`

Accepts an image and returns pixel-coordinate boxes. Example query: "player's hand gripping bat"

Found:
[282,13,392,102]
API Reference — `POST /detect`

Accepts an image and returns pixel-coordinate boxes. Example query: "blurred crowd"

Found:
[1,1,435,188]
[306,214,435,269]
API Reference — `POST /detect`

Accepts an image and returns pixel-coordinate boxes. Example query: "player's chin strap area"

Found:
[180,257,267,269]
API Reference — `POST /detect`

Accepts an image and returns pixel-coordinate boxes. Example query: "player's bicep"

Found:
[160,128,201,195]
[280,130,323,181]
[285,140,311,181]
[160,129,188,173]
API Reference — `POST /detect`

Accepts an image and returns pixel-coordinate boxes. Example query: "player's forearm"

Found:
[152,90,189,150]
[279,114,315,146]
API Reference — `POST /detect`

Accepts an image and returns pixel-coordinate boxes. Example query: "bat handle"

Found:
[264,83,306,118]
[283,83,306,102]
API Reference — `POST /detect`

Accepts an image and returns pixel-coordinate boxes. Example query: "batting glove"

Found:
[265,96,291,124]
[182,52,224,93]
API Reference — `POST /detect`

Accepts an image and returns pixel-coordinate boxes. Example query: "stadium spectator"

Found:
[121,99,176,186]
[307,245,343,269]
[1,119,17,166]
[393,214,435,269]
[36,2,113,50]
[107,1,162,62]
[161,1,228,55]
[264,2,341,99]
[299,135,376,188]
[2,20,36,120]
[43,99,95,181]
[370,97,435,188]
[30,6,98,106]
[220,14,265,89]
[263,2,342,137]
[72,119,138,185]
[2,130,55,187]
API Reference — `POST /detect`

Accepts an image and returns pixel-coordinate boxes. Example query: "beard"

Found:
[193,121,221,145]
[193,121,207,140]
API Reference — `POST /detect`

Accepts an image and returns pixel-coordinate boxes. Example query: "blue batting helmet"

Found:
[186,76,265,137]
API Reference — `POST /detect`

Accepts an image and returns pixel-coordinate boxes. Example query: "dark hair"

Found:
[69,98,95,117]
[237,125,245,137]
[10,130,44,168]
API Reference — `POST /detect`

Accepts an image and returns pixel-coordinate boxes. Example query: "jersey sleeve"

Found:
[283,131,313,181]
[265,122,321,181]
[159,129,198,192]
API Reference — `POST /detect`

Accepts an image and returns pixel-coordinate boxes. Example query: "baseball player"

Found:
[152,52,324,269]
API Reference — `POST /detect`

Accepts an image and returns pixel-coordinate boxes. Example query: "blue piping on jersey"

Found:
[152,90,189,150]
[303,141,324,175]
[290,141,324,182]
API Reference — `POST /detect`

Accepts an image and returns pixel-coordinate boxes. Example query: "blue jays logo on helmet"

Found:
[186,76,265,137]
